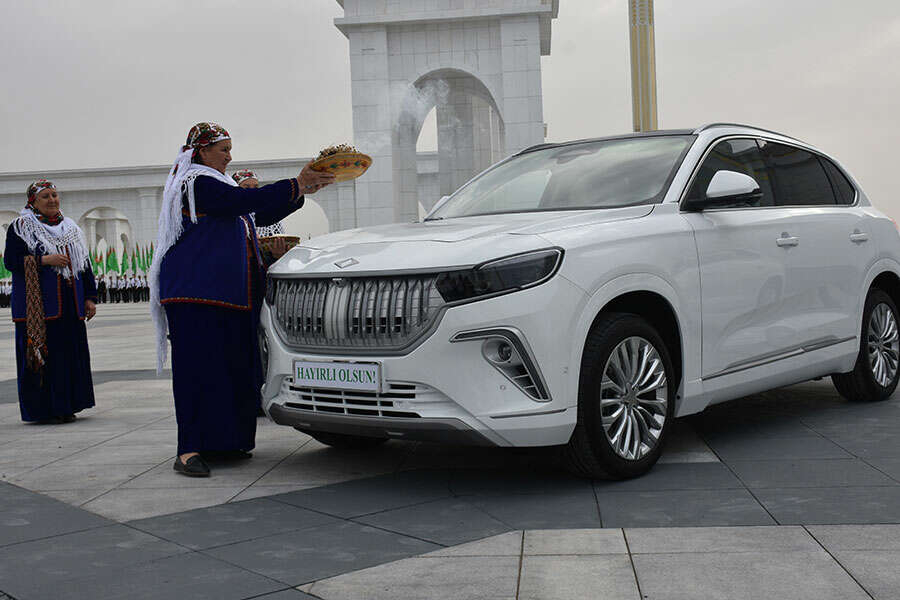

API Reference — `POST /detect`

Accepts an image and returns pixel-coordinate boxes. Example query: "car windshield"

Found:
[427,135,694,219]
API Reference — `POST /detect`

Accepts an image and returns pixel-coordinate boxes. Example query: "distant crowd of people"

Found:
[0,280,10,308]
[94,274,149,303]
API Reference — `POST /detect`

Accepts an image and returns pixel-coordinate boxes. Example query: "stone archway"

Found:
[395,68,506,219]
[279,197,330,241]
[78,207,133,256]
[338,1,557,226]
[0,210,20,256]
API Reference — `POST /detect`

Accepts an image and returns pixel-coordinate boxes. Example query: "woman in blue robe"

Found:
[151,122,334,477]
[4,179,97,424]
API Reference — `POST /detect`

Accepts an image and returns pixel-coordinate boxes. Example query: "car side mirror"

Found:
[684,170,762,211]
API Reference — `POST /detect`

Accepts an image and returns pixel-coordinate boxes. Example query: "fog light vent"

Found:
[450,328,551,401]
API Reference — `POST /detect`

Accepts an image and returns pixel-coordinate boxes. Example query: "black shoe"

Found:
[173,455,210,477]
[61,414,77,423]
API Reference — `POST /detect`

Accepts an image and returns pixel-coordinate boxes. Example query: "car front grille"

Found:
[271,275,445,351]
[283,379,424,418]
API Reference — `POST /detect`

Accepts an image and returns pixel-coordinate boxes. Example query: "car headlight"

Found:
[435,248,563,303]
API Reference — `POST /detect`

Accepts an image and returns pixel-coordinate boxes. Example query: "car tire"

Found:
[563,312,676,479]
[832,288,900,403]
[297,429,390,449]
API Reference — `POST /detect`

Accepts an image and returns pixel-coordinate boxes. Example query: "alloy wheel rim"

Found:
[599,336,668,460]
[867,303,899,387]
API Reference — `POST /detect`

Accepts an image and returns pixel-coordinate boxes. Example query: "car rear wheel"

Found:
[564,313,676,479]
[832,288,900,402]
[297,429,390,449]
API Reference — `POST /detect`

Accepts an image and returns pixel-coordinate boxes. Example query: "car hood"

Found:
[268,205,652,276]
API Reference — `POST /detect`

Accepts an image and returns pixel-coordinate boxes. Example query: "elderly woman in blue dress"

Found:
[4,179,97,424]
[151,122,334,477]
[233,169,291,265]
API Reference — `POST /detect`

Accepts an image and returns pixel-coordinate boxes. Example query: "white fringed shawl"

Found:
[13,210,90,279]
[149,150,238,372]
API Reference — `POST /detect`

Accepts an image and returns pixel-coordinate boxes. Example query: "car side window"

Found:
[820,158,857,205]
[760,141,836,206]
[686,138,775,208]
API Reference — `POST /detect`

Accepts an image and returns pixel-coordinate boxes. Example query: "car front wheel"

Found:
[564,313,676,479]
[832,288,900,402]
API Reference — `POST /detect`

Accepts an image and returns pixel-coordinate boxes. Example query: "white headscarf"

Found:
[13,210,90,280]
[149,125,238,372]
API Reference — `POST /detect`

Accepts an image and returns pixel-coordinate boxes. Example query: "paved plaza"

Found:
[1,304,899,599]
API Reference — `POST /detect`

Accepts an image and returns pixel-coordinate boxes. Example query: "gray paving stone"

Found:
[830,550,900,600]
[22,551,285,600]
[704,433,853,461]
[8,463,159,491]
[355,497,510,546]
[448,467,591,496]
[808,524,900,551]
[129,498,342,550]
[253,590,320,600]
[754,486,900,524]
[727,458,896,488]
[822,430,900,459]
[204,521,440,585]
[865,457,900,481]
[271,469,451,518]
[81,485,247,521]
[596,489,775,528]
[518,555,639,600]
[308,556,520,600]
[524,528,627,555]
[593,462,742,492]
[625,525,818,554]
[0,524,185,597]
[632,549,870,600]
[0,487,111,547]
[471,488,602,530]
[423,530,523,557]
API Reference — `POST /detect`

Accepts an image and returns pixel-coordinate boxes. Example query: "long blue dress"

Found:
[3,227,97,422]
[159,175,302,455]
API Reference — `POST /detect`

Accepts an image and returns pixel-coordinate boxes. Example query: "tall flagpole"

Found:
[629,0,658,132]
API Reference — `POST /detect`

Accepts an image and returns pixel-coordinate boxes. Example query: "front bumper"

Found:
[261,275,587,447]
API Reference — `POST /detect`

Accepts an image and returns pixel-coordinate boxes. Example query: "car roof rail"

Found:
[693,123,804,142]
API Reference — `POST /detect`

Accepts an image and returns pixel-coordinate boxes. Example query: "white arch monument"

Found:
[336,0,559,225]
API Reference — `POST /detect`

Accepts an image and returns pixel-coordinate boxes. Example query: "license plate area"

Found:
[292,360,382,393]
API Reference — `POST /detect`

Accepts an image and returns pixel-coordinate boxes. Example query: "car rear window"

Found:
[760,141,836,206]
[820,158,857,205]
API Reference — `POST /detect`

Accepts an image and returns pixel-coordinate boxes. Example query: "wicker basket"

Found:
[309,152,373,182]
[259,235,301,253]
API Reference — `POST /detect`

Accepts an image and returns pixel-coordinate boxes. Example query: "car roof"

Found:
[517,123,805,156]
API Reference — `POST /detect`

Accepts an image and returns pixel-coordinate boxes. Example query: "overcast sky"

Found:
[2,0,899,216]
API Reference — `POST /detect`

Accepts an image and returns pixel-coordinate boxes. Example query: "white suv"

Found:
[260,123,900,478]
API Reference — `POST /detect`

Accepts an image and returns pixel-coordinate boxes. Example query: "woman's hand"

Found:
[269,237,289,259]
[85,300,97,321]
[42,254,70,267]
[297,164,336,195]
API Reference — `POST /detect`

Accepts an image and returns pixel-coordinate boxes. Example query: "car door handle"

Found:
[850,232,869,243]
[776,236,799,247]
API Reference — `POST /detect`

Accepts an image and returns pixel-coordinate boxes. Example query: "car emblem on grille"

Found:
[332,278,348,287]
[335,258,359,269]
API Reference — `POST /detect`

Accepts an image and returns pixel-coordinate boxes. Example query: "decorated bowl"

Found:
[309,152,373,183]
